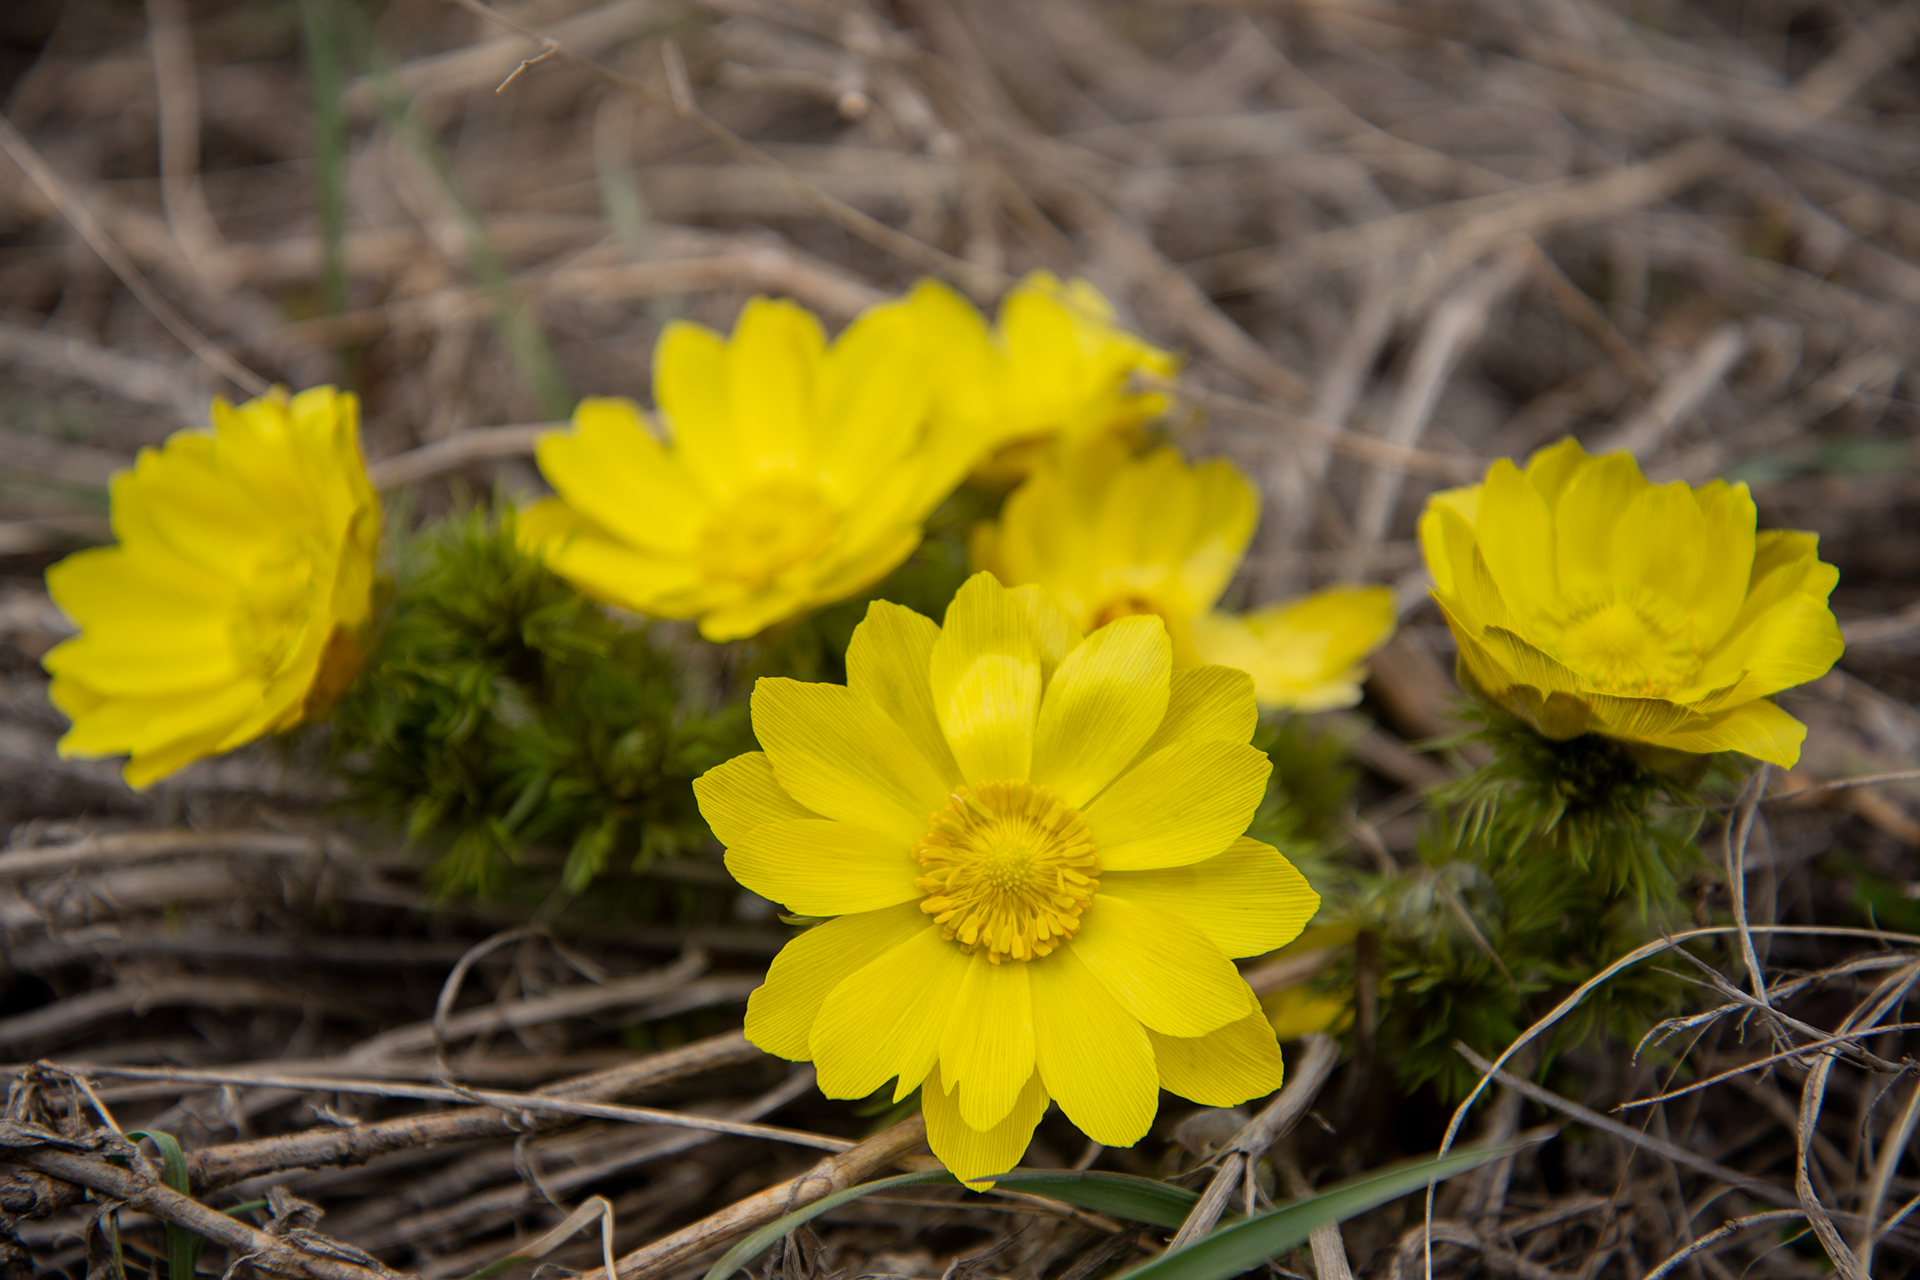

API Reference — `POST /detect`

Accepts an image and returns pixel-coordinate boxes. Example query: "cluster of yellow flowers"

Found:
[41,266,1844,1185]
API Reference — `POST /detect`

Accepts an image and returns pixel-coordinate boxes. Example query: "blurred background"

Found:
[2,1,1919,1277]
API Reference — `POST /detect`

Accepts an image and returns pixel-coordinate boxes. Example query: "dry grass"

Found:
[3,0,1920,1277]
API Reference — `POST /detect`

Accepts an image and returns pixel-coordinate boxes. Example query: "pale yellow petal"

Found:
[811,921,968,1099]
[1030,946,1158,1146]
[939,952,1037,1130]
[1149,1008,1287,1105]
[1006,584,1077,683]
[535,399,709,552]
[1100,837,1319,958]
[922,1061,1047,1187]
[693,751,819,848]
[847,601,963,786]
[726,297,825,470]
[1030,615,1170,807]
[752,679,952,844]
[815,300,928,501]
[726,819,921,916]
[745,903,931,1061]
[1071,894,1250,1037]
[931,573,1041,783]
[1083,740,1270,871]
[1644,698,1808,767]
[654,320,737,499]
[1476,459,1560,614]
[1135,665,1257,760]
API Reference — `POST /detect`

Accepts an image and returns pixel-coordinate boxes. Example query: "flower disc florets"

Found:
[913,781,1098,961]
[694,572,1320,1184]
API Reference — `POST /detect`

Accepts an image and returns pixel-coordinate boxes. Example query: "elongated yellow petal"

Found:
[930,573,1041,783]
[535,398,708,553]
[752,679,953,844]
[726,819,920,916]
[939,952,1037,1130]
[1642,697,1807,767]
[745,903,931,1060]
[815,300,927,501]
[1030,615,1170,807]
[1084,740,1270,871]
[922,1061,1047,1187]
[1149,1008,1286,1105]
[1100,838,1318,958]
[693,751,819,847]
[847,601,963,786]
[811,921,968,1099]
[1135,665,1257,759]
[726,298,825,470]
[1030,946,1158,1146]
[1071,894,1250,1036]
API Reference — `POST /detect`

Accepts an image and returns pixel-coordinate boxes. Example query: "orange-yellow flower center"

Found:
[230,534,320,678]
[1549,590,1699,697]
[911,780,1099,964]
[1092,592,1166,630]
[698,479,841,589]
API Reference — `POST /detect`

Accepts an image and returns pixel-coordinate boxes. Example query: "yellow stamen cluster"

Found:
[912,780,1099,963]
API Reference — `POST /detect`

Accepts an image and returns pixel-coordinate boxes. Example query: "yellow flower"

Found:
[1419,437,1843,767]
[695,572,1318,1184]
[972,445,1397,710]
[521,295,976,642]
[906,272,1179,483]
[43,386,379,788]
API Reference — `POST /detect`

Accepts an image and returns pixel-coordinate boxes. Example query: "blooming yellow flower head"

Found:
[522,295,978,642]
[696,572,1318,1183]
[906,272,1179,483]
[43,386,379,788]
[1419,437,1843,767]
[972,445,1397,710]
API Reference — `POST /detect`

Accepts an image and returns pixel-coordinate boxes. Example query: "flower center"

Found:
[230,535,320,679]
[1092,592,1164,630]
[911,780,1099,963]
[1553,592,1698,696]
[698,479,841,589]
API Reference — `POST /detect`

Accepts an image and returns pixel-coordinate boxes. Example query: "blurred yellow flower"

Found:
[972,445,1396,710]
[43,386,379,788]
[1419,437,1843,767]
[906,272,1179,483]
[522,296,976,642]
[696,572,1317,1184]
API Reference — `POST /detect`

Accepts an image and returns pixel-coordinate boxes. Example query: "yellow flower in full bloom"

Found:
[1419,437,1843,767]
[43,387,379,788]
[906,272,1179,483]
[972,445,1397,710]
[696,573,1318,1183]
[522,295,978,642]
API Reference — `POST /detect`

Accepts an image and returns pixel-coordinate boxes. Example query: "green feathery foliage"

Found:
[329,505,748,898]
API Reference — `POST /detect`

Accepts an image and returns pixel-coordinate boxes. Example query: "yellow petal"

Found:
[698,583,818,643]
[1644,698,1808,767]
[745,903,931,1060]
[1031,615,1171,807]
[815,300,929,500]
[521,500,717,618]
[1030,946,1157,1146]
[1135,666,1257,759]
[1071,893,1251,1037]
[535,398,709,553]
[1549,451,1649,596]
[811,921,967,1099]
[1476,458,1560,613]
[653,320,736,499]
[1522,435,1589,504]
[725,819,920,916]
[1083,740,1270,871]
[1100,837,1319,958]
[1149,1008,1287,1105]
[57,680,260,763]
[931,573,1041,783]
[922,1061,1047,1187]
[939,952,1037,1130]
[847,601,963,786]
[726,297,826,470]
[693,751,819,848]
[41,620,239,697]
[1233,585,1397,711]
[752,679,953,844]
[1006,584,1077,683]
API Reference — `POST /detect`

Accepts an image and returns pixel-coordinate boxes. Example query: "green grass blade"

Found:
[1111,1145,1526,1280]
[704,1171,951,1280]
[129,1129,203,1280]
[297,0,350,322]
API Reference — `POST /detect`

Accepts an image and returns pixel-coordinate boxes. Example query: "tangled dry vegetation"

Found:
[3,0,1920,1277]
